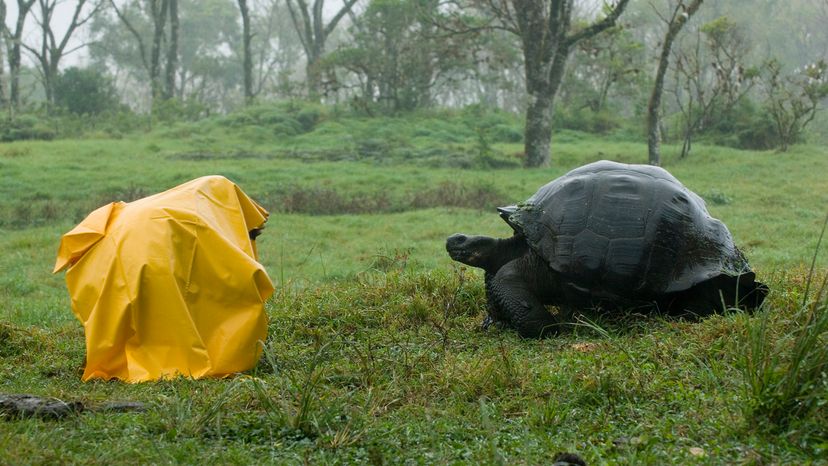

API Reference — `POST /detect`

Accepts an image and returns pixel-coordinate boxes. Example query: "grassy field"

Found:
[1,107,827,464]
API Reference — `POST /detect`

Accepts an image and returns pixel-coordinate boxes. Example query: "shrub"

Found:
[0,115,56,142]
[760,59,828,151]
[553,107,621,134]
[54,67,120,115]
[152,98,209,122]
[742,217,828,433]
[217,102,322,135]
[706,98,779,150]
[743,286,828,433]
[221,112,256,127]
[735,113,779,151]
[295,106,322,131]
[487,124,523,143]
[272,122,301,136]
[409,181,509,210]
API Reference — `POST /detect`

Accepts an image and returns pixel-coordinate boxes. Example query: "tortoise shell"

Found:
[503,160,752,301]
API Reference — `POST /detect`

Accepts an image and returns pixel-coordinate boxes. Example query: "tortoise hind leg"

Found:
[734,272,769,311]
[665,272,769,317]
[489,260,560,338]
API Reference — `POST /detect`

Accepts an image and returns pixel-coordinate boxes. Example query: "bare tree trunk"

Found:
[523,49,568,167]
[37,0,53,105]
[646,0,704,166]
[680,130,692,158]
[3,0,36,113]
[24,0,99,110]
[149,0,169,101]
[646,48,669,165]
[524,94,554,167]
[0,2,6,108]
[164,0,178,100]
[507,0,630,167]
[237,0,253,103]
[286,0,358,100]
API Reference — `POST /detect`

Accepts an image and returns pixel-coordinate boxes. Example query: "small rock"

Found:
[0,394,83,420]
[1,394,147,420]
[571,342,599,353]
[552,452,587,466]
[688,447,706,457]
[612,436,642,447]
[612,436,630,447]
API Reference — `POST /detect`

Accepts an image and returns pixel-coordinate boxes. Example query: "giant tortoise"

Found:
[446,160,768,338]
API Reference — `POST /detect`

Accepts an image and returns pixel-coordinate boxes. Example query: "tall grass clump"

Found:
[247,341,332,439]
[742,214,828,434]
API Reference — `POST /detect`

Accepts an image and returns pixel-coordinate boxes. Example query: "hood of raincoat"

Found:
[54,175,274,382]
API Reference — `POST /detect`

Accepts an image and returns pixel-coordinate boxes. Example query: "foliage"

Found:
[151,98,210,122]
[703,98,778,151]
[0,0,822,153]
[669,16,758,157]
[53,67,121,116]
[323,0,481,113]
[89,0,243,110]
[553,106,623,134]
[0,115,56,142]
[760,59,828,151]
[463,29,525,112]
[216,101,322,134]
[0,109,154,142]
[743,217,828,435]
[563,24,648,115]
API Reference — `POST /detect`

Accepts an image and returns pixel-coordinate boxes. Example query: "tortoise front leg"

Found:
[489,260,560,338]
[483,272,513,331]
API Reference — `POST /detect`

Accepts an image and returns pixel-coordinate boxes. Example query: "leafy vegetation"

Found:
[5,0,828,160]
[53,67,121,116]
[742,217,828,433]
[1,109,827,463]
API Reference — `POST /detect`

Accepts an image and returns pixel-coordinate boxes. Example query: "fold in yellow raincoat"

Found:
[54,176,274,382]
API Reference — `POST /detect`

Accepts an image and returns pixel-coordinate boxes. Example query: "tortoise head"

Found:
[446,233,528,273]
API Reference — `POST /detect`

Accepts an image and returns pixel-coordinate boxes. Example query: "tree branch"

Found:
[285,0,313,57]
[566,0,631,47]
[110,0,149,72]
[323,0,358,38]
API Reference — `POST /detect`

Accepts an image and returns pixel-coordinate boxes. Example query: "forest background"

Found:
[0,0,827,158]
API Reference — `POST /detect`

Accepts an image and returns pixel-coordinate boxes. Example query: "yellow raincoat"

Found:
[54,176,274,382]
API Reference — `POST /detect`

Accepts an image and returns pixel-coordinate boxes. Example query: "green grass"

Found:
[1,108,827,464]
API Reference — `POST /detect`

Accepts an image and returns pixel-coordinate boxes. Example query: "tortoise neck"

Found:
[485,235,529,273]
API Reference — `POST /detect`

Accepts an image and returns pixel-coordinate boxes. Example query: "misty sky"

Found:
[6,2,108,67]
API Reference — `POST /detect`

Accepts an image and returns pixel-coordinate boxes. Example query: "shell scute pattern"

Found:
[509,160,750,299]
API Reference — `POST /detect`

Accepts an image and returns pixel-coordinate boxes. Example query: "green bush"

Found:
[735,113,780,151]
[54,67,120,115]
[295,106,322,131]
[0,115,56,142]
[152,98,209,122]
[705,99,780,150]
[272,122,301,136]
[553,107,621,134]
[487,124,523,143]
[459,105,523,143]
[258,110,293,126]
[220,112,256,127]
[217,102,322,135]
